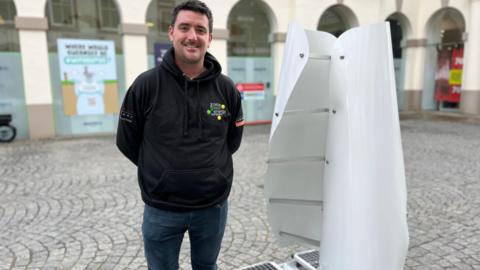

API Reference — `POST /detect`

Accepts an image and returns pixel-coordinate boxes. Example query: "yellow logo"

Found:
[207,103,226,121]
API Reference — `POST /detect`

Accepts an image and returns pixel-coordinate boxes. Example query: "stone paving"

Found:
[0,119,479,269]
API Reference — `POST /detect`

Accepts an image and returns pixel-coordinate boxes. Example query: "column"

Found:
[460,0,480,115]
[210,28,229,72]
[15,16,55,138]
[269,32,286,96]
[402,38,427,111]
[121,23,149,88]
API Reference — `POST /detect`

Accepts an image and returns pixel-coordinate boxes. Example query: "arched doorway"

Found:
[423,8,465,111]
[227,0,275,123]
[45,0,125,136]
[146,0,177,68]
[317,5,358,37]
[0,0,28,139]
[387,13,411,110]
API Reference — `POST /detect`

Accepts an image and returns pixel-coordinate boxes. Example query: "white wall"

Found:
[14,0,46,17]
[346,0,381,25]
[14,0,51,106]
[7,0,480,128]
[119,0,150,24]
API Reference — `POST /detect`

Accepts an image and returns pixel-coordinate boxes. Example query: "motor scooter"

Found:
[0,114,16,142]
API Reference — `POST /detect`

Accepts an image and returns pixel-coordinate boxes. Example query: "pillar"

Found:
[460,0,480,115]
[15,16,55,138]
[402,38,427,111]
[121,23,149,88]
[269,32,286,95]
[210,28,229,72]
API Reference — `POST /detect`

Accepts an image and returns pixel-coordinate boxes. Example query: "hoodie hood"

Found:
[159,47,224,138]
[161,47,222,82]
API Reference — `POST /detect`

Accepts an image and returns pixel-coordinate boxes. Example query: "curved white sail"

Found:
[265,22,336,246]
[265,22,409,270]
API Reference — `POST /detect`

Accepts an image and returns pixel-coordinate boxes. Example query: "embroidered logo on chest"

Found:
[206,103,227,121]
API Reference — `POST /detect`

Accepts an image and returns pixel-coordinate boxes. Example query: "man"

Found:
[116,1,244,269]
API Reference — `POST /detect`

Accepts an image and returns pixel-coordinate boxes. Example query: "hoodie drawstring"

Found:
[196,81,203,139]
[183,79,189,136]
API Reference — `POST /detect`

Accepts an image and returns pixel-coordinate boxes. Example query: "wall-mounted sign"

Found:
[236,83,265,100]
[57,39,119,116]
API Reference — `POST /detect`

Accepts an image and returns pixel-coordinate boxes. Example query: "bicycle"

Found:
[0,114,16,143]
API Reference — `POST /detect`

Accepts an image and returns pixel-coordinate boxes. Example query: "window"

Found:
[318,9,347,37]
[157,1,175,34]
[46,0,122,53]
[49,0,75,26]
[98,0,119,30]
[0,0,16,25]
[0,0,18,51]
[387,19,403,59]
[228,0,271,57]
[146,0,176,56]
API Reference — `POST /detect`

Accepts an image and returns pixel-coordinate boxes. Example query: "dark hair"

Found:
[171,0,213,33]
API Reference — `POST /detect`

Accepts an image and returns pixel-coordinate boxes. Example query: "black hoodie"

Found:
[116,48,244,211]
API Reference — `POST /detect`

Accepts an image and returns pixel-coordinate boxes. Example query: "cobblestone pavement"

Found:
[0,119,479,270]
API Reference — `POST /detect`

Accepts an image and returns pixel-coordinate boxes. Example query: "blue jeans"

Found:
[142,201,228,270]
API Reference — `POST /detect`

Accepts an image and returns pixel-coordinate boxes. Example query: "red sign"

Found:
[434,47,463,103]
[235,83,265,92]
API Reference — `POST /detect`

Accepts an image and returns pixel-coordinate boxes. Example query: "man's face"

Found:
[168,10,212,66]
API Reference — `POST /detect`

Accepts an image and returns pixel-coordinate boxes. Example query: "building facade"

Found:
[1,0,479,139]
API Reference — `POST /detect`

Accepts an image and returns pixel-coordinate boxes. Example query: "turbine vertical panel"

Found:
[265,22,336,247]
[320,22,409,270]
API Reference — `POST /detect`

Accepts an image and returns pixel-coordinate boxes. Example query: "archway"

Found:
[0,0,29,139]
[386,12,411,110]
[423,8,465,111]
[227,0,275,123]
[45,0,125,136]
[317,5,358,37]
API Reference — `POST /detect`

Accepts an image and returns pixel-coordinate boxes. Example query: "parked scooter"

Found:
[0,114,16,142]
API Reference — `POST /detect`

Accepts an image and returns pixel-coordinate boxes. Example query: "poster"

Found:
[57,39,118,116]
[154,43,172,66]
[434,47,463,103]
[449,47,464,97]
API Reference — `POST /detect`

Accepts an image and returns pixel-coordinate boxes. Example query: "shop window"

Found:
[318,9,344,37]
[0,0,18,51]
[385,13,410,111]
[424,7,465,111]
[227,0,274,123]
[157,1,175,34]
[48,0,75,27]
[146,0,176,39]
[98,0,119,30]
[228,0,271,57]
[387,19,403,59]
[45,0,125,136]
[0,0,16,24]
[46,0,122,53]
[146,0,176,67]
[0,0,28,139]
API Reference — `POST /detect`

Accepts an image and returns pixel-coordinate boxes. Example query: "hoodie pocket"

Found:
[153,167,229,206]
